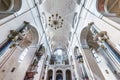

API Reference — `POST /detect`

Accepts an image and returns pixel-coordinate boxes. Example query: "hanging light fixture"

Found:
[48,13,64,30]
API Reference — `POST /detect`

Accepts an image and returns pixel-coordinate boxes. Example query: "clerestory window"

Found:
[0,0,22,19]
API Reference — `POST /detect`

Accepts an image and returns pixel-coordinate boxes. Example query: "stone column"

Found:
[53,69,56,80]
[44,66,49,80]
[71,68,75,80]
[63,69,66,80]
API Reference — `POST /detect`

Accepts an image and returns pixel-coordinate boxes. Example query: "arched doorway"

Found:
[47,70,53,80]
[56,70,63,80]
[66,70,72,80]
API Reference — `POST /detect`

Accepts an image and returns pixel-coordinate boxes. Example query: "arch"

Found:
[47,69,53,80]
[80,27,90,48]
[29,26,39,45]
[53,48,65,55]
[56,70,63,80]
[66,70,72,80]
[0,22,39,56]
[96,0,120,17]
[19,24,39,49]
[0,0,22,19]
[80,26,106,79]
[54,48,65,53]
[72,12,77,28]
[56,70,62,73]
[96,0,105,13]
[80,26,99,50]
[74,46,79,55]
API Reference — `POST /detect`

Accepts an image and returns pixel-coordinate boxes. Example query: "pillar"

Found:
[53,69,56,80]
[44,66,49,80]
[63,70,66,80]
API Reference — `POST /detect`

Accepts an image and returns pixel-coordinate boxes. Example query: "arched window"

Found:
[66,70,72,80]
[0,0,22,19]
[54,49,63,64]
[47,70,53,80]
[41,12,47,29]
[72,12,77,28]
[97,0,105,13]
[97,0,120,17]
[56,70,63,80]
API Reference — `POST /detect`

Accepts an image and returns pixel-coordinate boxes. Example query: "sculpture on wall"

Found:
[94,31,109,42]
[36,44,45,60]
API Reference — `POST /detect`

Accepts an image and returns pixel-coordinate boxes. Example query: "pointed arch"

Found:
[80,26,99,50]
[19,24,39,48]
[66,69,72,80]
[0,0,22,19]
[47,69,53,80]
[56,70,63,80]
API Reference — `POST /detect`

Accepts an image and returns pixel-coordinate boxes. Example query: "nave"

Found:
[0,0,120,80]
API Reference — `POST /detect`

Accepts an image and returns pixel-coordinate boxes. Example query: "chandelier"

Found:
[48,13,64,30]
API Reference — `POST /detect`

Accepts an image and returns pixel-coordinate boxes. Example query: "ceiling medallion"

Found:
[48,13,64,30]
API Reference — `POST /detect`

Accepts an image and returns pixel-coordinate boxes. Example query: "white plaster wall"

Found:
[76,0,120,46]
[0,0,50,80]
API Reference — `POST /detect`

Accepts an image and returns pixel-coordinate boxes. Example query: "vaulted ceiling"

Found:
[39,0,80,51]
